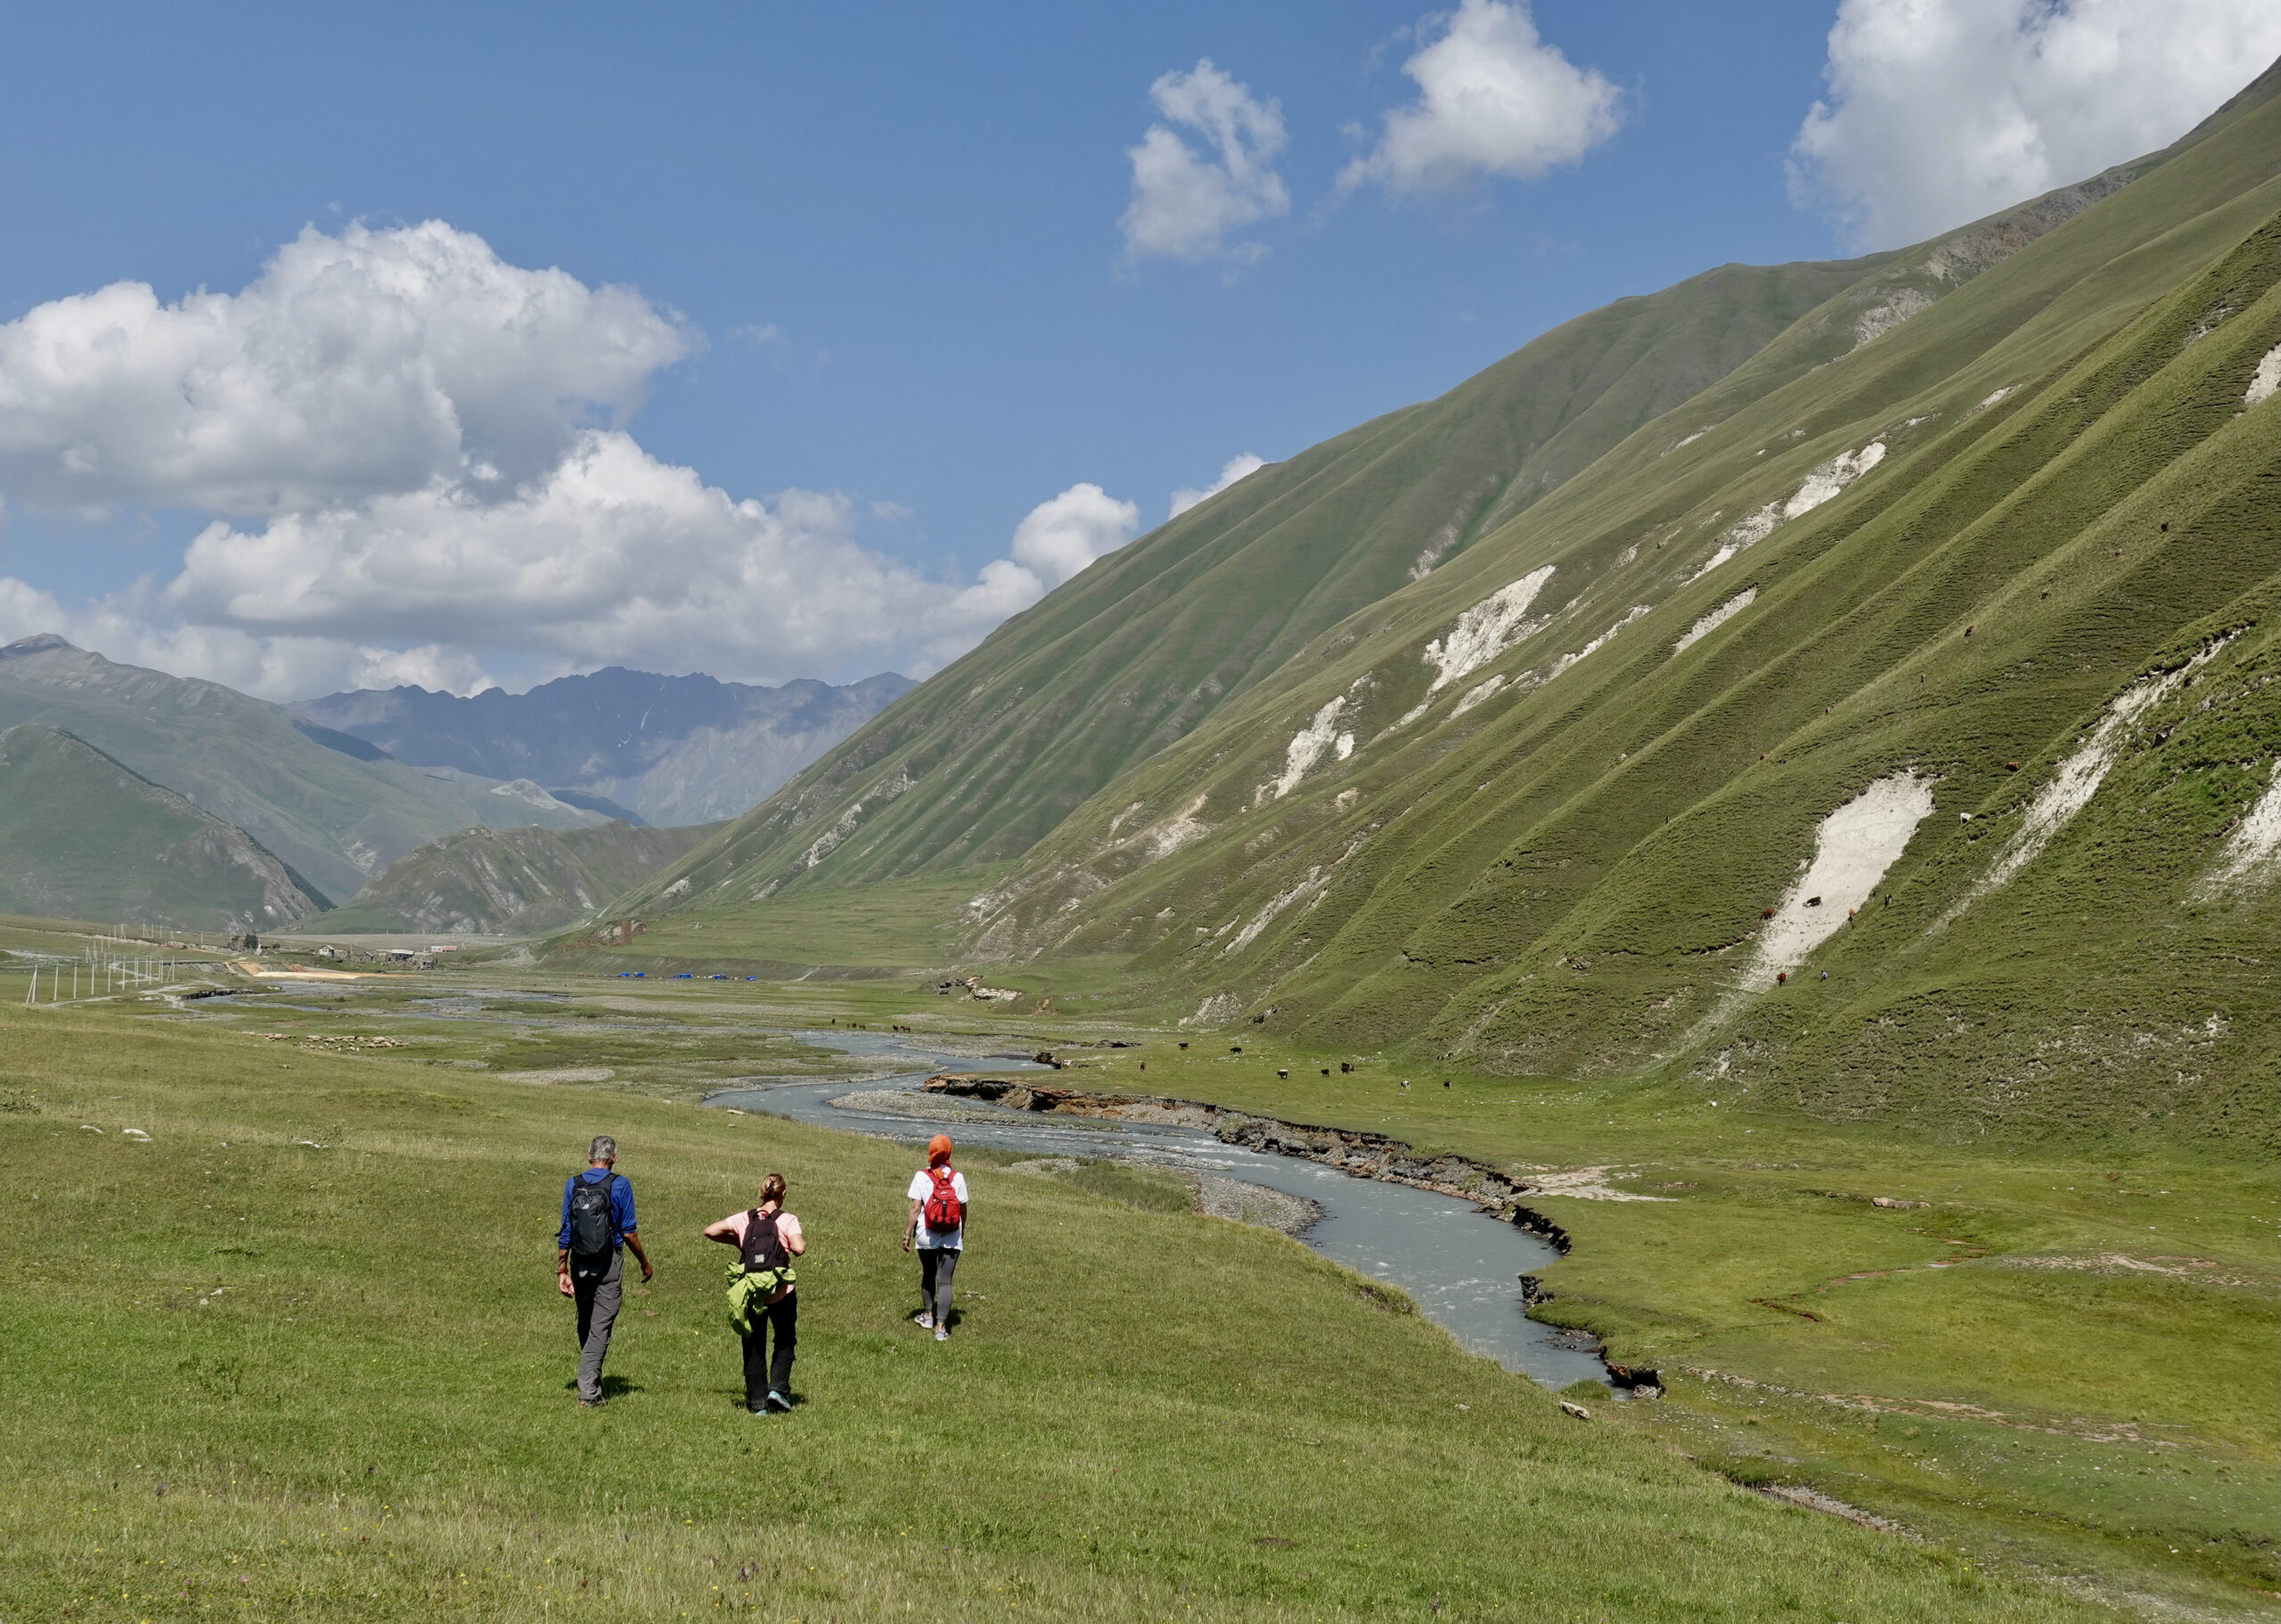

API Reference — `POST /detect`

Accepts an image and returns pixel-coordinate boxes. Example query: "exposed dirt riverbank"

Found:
[922,1073,1679,1391]
[924,1073,1574,1248]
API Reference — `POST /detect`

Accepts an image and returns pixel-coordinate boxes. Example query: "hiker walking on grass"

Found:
[555,1136,652,1408]
[903,1134,969,1341]
[704,1173,805,1415]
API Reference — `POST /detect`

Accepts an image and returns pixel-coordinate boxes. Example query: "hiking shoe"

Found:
[765,1391,792,1413]
[934,1326,949,1342]
[914,1313,934,1329]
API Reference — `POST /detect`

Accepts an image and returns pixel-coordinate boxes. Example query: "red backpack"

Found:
[922,1166,963,1230]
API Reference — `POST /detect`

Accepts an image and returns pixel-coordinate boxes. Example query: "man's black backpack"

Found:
[568,1173,617,1255]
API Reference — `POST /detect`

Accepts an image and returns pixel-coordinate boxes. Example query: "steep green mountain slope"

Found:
[322,819,718,934]
[0,724,328,929]
[623,266,1934,896]
[613,77,2259,926]
[0,637,605,901]
[616,62,2279,1146]
[950,94,2281,1145]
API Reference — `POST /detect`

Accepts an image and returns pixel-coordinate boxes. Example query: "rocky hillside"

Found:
[298,666,914,828]
[323,819,719,935]
[0,723,329,929]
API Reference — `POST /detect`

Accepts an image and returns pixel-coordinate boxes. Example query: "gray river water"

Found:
[707,1030,1608,1390]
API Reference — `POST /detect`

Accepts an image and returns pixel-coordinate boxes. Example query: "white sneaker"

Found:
[914,1313,933,1329]
[935,1326,949,1342]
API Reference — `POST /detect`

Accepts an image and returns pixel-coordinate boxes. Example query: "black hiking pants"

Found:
[740,1292,797,1408]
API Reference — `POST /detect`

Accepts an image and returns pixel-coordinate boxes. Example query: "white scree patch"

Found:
[1220,830,1369,957]
[2247,342,2281,408]
[1693,443,1885,581]
[1422,565,1557,696]
[1673,587,1757,656]
[1138,792,1214,861]
[1388,565,1558,731]
[2195,760,2281,898]
[1222,865,1330,955]
[1739,771,1935,994]
[798,803,863,870]
[1939,643,2230,927]
[1852,288,1933,348]
[1545,605,1650,684]
[1260,696,1355,804]
[1451,674,1506,717]
[1786,441,1885,516]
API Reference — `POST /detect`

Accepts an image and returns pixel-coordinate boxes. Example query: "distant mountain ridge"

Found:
[297,666,915,828]
[323,819,720,935]
[0,635,606,902]
[0,722,329,929]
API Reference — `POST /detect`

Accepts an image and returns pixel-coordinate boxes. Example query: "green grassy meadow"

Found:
[0,977,2134,1624]
[2,916,2272,1619]
[556,871,1000,979]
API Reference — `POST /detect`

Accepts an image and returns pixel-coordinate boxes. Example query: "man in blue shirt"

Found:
[555,1135,653,1407]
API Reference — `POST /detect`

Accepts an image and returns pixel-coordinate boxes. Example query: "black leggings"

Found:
[740,1292,796,1407]
[919,1247,957,1325]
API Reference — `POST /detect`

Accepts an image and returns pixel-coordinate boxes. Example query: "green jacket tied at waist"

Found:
[724,1261,796,1335]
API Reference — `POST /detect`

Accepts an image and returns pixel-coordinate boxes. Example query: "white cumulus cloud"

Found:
[1341,0,1623,196]
[1007,482,1143,588]
[1788,0,2281,249]
[1168,453,1265,519]
[150,430,1018,681]
[0,221,692,516]
[0,222,1137,698]
[1119,60,1291,267]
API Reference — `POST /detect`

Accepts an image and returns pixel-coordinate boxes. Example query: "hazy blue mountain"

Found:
[296,666,915,828]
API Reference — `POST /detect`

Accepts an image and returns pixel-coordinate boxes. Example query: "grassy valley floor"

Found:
[0,920,2271,1620]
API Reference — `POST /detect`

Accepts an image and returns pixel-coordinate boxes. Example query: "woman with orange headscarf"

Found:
[903,1133,969,1341]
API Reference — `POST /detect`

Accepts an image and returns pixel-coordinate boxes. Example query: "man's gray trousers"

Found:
[570,1247,623,1402]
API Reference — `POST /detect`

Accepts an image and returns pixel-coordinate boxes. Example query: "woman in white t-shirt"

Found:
[903,1133,968,1341]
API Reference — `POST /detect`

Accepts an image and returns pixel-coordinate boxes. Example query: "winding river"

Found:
[707,1030,1609,1390]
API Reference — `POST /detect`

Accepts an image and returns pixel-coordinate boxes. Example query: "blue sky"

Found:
[0,0,2269,697]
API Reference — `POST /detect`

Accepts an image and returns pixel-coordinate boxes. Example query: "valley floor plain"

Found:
[2,916,2273,1621]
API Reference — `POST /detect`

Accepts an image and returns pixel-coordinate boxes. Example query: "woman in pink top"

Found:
[703,1173,806,1414]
